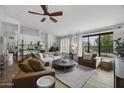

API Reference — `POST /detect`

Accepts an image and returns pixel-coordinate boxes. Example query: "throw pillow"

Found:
[90,53,97,59]
[33,57,46,66]
[54,52,58,56]
[83,53,91,60]
[28,58,45,71]
[31,52,40,59]
[39,53,43,59]
[18,61,34,73]
[54,51,61,56]
[42,52,48,58]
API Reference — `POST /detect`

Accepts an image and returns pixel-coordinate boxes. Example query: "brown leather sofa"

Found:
[78,53,97,69]
[12,58,55,88]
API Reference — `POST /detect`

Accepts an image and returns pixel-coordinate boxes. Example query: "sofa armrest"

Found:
[78,57,83,61]
[92,58,96,62]
[14,67,55,79]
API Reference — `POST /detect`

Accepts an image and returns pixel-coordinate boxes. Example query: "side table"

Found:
[100,60,112,71]
[36,76,55,88]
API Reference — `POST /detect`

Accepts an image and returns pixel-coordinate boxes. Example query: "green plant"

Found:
[114,38,124,57]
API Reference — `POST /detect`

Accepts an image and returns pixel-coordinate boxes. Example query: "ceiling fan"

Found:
[28,5,63,23]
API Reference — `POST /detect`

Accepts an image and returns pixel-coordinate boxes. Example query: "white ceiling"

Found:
[1,5,124,36]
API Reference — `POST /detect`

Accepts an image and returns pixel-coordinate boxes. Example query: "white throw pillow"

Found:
[83,53,91,60]
[39,53,43,59]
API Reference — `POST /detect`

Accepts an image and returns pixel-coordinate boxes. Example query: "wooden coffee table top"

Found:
[53,59,77,67]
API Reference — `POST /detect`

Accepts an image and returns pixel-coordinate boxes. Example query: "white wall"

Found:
[19,26,40,44]
[113,27,124,40]
[47,34,57,50]
[0,9,57,53]
[19,34,40,44]
[0,12,21,54]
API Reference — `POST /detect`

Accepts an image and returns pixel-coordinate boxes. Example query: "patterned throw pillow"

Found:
[54,51,61,56]
[83,53,91,60]
[90,53,97,59]
[28,58,45,71]
[18,60,34,73]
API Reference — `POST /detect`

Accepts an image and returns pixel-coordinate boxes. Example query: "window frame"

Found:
[82,32,113,56]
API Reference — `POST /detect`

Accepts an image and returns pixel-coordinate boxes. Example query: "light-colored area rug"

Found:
[55,65,96,88]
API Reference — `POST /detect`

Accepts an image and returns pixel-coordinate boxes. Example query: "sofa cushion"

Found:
[49,52,54,56]
[54,51,61,56]
[18,60,34,73]
[28,58,45,71]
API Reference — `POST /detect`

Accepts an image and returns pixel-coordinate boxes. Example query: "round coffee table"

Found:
[36,76,55,88]
[52,59,77,72]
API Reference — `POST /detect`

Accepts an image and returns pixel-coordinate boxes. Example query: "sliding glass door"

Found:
[89,35,99,55]
[82,32,113,57]
[100,33,113,57]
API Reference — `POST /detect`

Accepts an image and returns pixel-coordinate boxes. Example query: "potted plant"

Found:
[114,37,124,61]
[114,37,124,80]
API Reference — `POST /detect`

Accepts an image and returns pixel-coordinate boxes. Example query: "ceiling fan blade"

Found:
[41,5,48,13]
[28,11,43,15]
[49,11,63,16]
[40,18,46,22]
[49,17,57,23]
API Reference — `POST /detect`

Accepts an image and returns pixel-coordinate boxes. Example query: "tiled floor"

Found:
[0,63,114,88]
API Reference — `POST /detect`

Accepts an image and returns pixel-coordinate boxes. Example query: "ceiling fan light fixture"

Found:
[41,18,46,22]
[28,5,63,23]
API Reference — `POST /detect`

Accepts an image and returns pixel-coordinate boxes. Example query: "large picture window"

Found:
[100,33,113,57]
[83,32,113,57]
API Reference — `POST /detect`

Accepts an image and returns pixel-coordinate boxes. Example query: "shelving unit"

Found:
[17,40,46,62]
